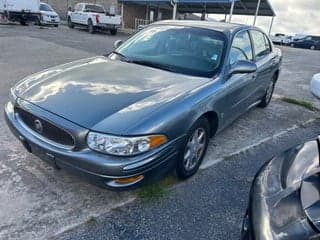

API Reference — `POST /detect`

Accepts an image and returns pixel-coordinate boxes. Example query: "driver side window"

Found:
[229,31,253,65]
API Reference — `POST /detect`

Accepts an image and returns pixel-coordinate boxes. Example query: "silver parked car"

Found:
[5,21,282,190]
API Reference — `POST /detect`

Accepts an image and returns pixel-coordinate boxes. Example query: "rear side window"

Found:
[74,4,82,11]
[229,30,253,65]
[251,30,271,60]
[85,4,105,13]
[264,34,272,52]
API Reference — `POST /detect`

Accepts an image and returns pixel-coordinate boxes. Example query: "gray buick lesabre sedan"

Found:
[5,20,282,190]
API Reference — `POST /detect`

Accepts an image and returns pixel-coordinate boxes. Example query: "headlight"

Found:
[10,88,17,104]
[87,132,167,156]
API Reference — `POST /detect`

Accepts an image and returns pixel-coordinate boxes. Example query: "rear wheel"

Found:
[88,19,94,34]
[176,117,210,179]
[290,43,295,48]
[311,45,316,50]
[110,29,117,35]
[67,17,74,28]
[258,74,276,108]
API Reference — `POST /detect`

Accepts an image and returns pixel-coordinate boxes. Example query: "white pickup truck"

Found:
[0,0,40,25]
[67,3,121,35]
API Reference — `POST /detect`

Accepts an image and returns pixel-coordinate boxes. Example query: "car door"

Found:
[79,4,90,25]
[250,30,275,99]
[221,30,258,124]
[72,3,82,24]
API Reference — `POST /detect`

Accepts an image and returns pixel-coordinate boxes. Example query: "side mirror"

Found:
[228,60,257,78]
[114,40,123,49]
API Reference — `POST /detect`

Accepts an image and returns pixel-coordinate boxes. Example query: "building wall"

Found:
[122,3,147,29]
[42,0,174,29]
[122,3,173,29]
[42,0,118,20]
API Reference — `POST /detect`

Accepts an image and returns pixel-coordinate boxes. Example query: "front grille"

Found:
[16,107,75,148]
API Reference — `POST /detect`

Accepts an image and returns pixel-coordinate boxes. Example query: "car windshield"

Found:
[113,25,226,78]
[85,4,105,13]
[40,3,53,11]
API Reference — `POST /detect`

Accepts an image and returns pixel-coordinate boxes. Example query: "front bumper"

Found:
[241,140,320,240]
[40,15,60,25]
[5,101,181,190]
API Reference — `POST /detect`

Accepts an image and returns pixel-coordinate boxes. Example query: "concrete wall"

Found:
[42,0,118,20]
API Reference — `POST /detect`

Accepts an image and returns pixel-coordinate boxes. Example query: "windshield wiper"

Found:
[109,51,131,62]
[130,60,176,73]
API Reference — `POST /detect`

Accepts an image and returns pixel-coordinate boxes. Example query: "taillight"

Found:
[95,15,100,24]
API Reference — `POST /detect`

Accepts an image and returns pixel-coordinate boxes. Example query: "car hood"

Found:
[14,57,211,133]
[249,139,320,240]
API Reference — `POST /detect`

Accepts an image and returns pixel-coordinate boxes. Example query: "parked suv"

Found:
[291,35,320,50]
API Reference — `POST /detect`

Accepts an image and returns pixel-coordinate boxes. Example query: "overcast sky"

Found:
[211,0,320,36]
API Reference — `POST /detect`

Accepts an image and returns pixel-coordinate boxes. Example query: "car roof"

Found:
[152,20,254,35]
[79,2,103,6]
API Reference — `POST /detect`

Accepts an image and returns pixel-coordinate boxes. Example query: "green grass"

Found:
[223,154,235,161]
[280,97,316,111]
[84,216,97,225]
[136,175,177,200]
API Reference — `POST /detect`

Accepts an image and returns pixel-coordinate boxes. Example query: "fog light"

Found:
[115,175,144,184]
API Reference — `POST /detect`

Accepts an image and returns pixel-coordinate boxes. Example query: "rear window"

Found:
[85,4,105,13]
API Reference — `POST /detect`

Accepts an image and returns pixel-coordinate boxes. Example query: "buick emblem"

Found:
[34,119,43,134]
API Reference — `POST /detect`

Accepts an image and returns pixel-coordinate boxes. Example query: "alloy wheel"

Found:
[183,127,207,171]
[266,81,274,103]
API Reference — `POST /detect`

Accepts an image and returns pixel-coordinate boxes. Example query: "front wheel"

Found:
[35,17,41,26]
[67,17,74,28]
[176,117,210,179]
[258,75,276,108]
[110,29,117,35]
[310,45,316,50]
[20,19,27,25]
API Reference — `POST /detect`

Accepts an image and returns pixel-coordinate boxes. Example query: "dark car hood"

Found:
[14,57,210,133]
[248,139,320,240]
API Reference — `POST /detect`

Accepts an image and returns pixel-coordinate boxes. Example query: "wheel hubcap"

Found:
[266,81,274,103]
[183,128,206,171]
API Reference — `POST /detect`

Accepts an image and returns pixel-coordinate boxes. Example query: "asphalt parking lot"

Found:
[0,24,320,240]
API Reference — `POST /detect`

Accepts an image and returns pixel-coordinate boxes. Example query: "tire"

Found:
[110,29,117,35]
[35,17,41,26]
[88,19,94,34]
[258,74,277,108]
[176,117,210,179]
[311,45,316,50]
[54,24,59,27]
[67,17,74,28]
[20,19,27,25]
[290,43,295,48]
